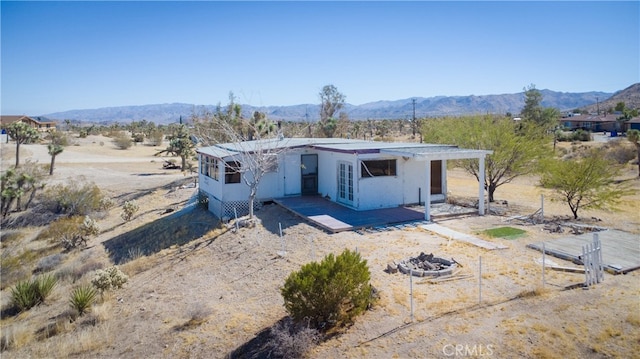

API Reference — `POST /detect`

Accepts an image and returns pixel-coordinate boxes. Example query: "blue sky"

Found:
[1,1,638,115]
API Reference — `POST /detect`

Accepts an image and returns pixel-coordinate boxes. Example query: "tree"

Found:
[156,124,195,171]
[281,249,372,331]
[627,129,640,177]
[1,162,46,217]
[217,117,284,219]
[421,115,551,202]
[319,85,346,138]
[46,130,67,175]
[540,149,632,219]
[6,122,40,167]
[47,143,64,176]
[521,84,560,130]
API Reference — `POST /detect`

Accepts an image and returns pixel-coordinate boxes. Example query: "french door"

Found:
[337,161,354,205]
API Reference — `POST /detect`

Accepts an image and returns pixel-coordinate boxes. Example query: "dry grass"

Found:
[0,322,34,352]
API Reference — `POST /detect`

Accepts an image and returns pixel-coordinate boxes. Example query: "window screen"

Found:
[361,160,397,177]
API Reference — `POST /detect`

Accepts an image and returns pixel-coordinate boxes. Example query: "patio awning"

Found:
[380,146,493,160]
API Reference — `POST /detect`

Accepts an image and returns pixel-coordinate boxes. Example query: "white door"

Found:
[337,161,354,206]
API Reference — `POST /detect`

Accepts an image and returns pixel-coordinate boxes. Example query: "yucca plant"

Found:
[69,284,97,316]
[9,274,58,312]
[35,274,58,303]
[11,279,39,311]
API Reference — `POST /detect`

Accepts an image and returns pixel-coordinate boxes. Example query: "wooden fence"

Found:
[583,233,604,287]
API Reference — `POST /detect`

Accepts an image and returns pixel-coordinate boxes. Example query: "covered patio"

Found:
[380,146,492,221]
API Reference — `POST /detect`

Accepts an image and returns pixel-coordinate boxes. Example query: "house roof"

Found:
[0,115,57,127]
[197,138,492,160]
[561,114,618,123]
[381,146,492,160]
[1,115,33,126]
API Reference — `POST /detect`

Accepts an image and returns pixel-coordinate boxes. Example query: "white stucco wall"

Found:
[401,157,426,205]
[356,153,403,210]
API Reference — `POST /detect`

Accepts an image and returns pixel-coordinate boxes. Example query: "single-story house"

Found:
[0,115,57,132]
[560,114,619,132]
[622,117,640,132]
[197,138,492,222]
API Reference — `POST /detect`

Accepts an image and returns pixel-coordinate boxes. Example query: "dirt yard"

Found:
[1,134,639,358]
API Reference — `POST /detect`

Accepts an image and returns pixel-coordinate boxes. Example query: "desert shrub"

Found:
[121,200,139,221]
[41,179,105,216]
[148,129,164,146]
[112,131,132,150]
[268,318,320,359]
[1,230,22,247]
[0,323,33,352]
[197,191,209,210]
[69,284,97,316]
[281,249,372,331]
[125,247,145,262]
[78,129,89,138]
[91,266,128,292]
[11,274,58,311]
[56,258,105,284]
[34,253,64,273]
[1,246,36,289]
[603,139,636,164]
[132,133,145,143]
[40,216,99,250]
[98,196,116,211]
[557,130,591,142]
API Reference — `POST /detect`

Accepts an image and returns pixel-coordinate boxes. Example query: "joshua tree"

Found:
[6,122,40,167]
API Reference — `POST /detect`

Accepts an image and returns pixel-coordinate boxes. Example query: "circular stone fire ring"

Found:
[397,252,457,277]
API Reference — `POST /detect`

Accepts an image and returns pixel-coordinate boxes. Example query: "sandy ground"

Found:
[1,134,639,358]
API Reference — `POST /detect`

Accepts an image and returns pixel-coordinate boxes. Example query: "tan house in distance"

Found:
[0,115,57,132]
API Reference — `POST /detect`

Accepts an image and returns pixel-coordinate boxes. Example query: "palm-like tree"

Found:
[48,143,64,175]
[6,122,40,167]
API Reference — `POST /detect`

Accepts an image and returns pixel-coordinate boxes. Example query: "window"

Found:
[201,156,220,181]
[225,161,241,184]
[361,159,396,177]
[211,158,219,181]
[201,156,208,176]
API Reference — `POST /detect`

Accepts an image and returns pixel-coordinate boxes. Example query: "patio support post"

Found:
[441,160,447,198]
[425,159,431,221]
[478,155,486,216]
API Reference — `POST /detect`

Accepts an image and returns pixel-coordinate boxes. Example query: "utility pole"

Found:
[596,97,600,116]
[305,106,311,137]
[411,98,417,137]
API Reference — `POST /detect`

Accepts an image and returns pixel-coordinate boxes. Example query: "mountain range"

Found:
[42,84,639,124]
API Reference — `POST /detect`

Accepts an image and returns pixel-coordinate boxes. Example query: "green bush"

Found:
[69,284,97,316]
[281,249,372,331]
[11,274,58,311]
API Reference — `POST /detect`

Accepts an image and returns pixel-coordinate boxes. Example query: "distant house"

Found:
[0,115,57,132]
[560,114,620,132]
[197,138,492,222]
[622,117,640,132]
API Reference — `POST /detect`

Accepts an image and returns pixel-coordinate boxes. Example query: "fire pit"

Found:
[397,252,457,277]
